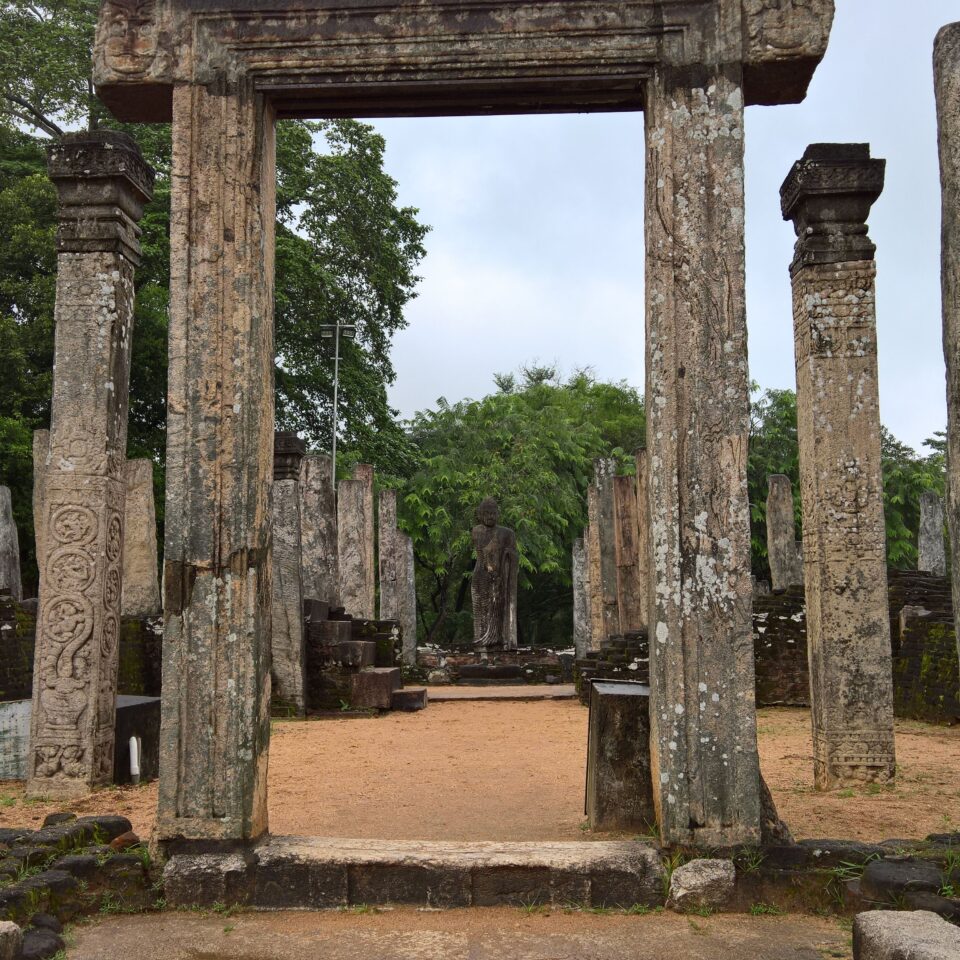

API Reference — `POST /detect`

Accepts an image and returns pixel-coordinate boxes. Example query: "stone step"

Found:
[163,837,664,910]
[350,667,402,710]
[391,687,428,712]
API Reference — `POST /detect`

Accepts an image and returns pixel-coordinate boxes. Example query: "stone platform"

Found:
[163,837,664,910]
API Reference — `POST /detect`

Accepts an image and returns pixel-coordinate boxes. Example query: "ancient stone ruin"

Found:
[766,475,803,592]
[471,497,518,651]
[0,487,21,602]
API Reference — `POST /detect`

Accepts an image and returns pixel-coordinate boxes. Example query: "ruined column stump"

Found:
[781,143,896,789]
[613,474,644,634]
[121,459,161,617]
[28,132,154,799]
[644,66,760,845]
[157,83,275,842]
[338,464,375,620]
[766,475,804,591]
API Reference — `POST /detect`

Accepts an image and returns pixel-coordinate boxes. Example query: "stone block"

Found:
[336,641,376,669]
[351,668,401,710]
[667,859,736,911]
[585,681,655,832]
[391,687,427,712]
[163,853,254,908]
[860,860,942,903]
[349,863,471,908]
[0,921,21,960]
[471,866,553,906]
[19,926,63,960]
[853,909,960,959]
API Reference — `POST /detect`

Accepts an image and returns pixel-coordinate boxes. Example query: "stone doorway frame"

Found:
[92,0,834,849]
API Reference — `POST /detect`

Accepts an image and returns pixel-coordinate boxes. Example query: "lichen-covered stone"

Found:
[571,537,590,658]
[613,475,644,633]
[0,488,21,602]
[378,490,417,665]
[338,465,375,619]
[121,460,160,617]
[667,859,736,911]
[299,454,338,605]
[918,492,946,577]
[766,475,803,591]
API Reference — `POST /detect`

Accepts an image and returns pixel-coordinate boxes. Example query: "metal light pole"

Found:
[319,321,356,480]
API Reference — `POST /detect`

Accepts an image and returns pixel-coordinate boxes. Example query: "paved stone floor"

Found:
[66,908,852,959]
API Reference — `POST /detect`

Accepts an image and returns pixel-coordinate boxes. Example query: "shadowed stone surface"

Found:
[938,27,960,673]
[766,475,803,591]
[782,144,895,789]
[471,498,518,651]
[28,131,153,800]
[378,489,417,665]
[299,454,338,606]
[571,537,590,659]
[0,488,21,602]
[918,491,946,577]
[613,475,644,634]
[338,464,375,620]
[121,460,160,617]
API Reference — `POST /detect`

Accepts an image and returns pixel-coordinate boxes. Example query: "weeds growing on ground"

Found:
[749,902,785,916]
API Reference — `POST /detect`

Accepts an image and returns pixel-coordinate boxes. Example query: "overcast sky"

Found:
[364,1,955,453]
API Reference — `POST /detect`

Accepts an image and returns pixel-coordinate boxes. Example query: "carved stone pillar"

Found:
[644,66,760,845]
[338,464,375,619]
[936,23,960,667]
[157,83,275,842]
[299,454,338,605]
[121,460,161,617]
[613,475,644,633]
[378,489,417,665]
[0,487,21,601]
[572,536,590,658]
[781,143,895,789]
[586,490,603,647]
[766,475,804,591]
[27,131,153,799]
[272,433,306,715]
[32,430,49,579]
[918,491,946,578]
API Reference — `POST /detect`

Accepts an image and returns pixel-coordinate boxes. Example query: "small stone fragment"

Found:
[667,858,736,911]
[0,921,22,960]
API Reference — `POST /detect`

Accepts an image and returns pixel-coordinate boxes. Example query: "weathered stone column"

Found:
[633,449,651,634]
[32,430,49,579]
[572,536,590,658]
[586,492,603,647]
[28,131,153,799]
[936,23,960,667]
[299,454,338,605]
[644,66,760,845]
[271,433,306,715]
[0,487,21,601]
[121,460,160,617]
[157,83,275,842]
[613,474,644,633]
[918,491,946,577]
[766,475,804,591]
[338,463,375,619]
[593,458,619,640]
[378,489,417,664]
[781,143,895,789]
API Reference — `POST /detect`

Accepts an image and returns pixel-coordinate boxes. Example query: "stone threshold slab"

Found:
[163,837,664,911]
[428,685,576,701]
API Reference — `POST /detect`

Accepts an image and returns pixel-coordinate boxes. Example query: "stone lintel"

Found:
[47,131,154,265]
[780,143,885,272]
[273,432,306,481]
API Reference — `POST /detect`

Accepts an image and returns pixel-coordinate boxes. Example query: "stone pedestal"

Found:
[644,66,760,845]
[613,474,644,633]
[271,434,307,715]
[156,83,275,842]
[766,475,804,591]
[572,536,590,658]
[0,488,21,602]
[299,454,338,605]
[378,489,417,666]
[121,460,161,617]
[918,491,946,577]
[781,143,896,789]
[936,24,960,669]
[28,131,154,800]
[338,464,375,619]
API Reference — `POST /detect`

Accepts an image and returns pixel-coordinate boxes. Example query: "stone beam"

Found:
[644,64,760,846]
[781,143,895,789]
[93,1,833,122]
[28,131,154,799]
[157,82,275,842]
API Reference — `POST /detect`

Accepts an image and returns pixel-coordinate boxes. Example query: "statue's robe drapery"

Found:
[471,523,518,650]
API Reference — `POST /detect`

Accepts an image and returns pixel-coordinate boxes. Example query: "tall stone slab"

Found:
[27,132,153,799]
[378,489,417,665]
[644,66,760,845]
[271,434,306,715]
[33,430,49,578]
[572,536,590,658]
[936,23,960,667]
[918,491,947,578]
[633,449,651,633]
[0,488,22,601]
[121,460,161,617]
[593,459,619,640]
[766,475,804,591]
[781,143,896,789]
[586,490,604,648]
[613,474,644,633]
[156,83,276,842]
[299,454,338,605]
[338,464,375,619]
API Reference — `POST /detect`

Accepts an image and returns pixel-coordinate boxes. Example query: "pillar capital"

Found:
[273,432,306,481]
[47,131,154,264]
[780,143,884,272]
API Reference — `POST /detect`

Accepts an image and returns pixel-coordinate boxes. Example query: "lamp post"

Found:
[319,321,356,480]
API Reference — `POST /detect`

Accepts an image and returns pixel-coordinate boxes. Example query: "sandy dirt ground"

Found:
[65,907,852,960]
[2,703,958,843]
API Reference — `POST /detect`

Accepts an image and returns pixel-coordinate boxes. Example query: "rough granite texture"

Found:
[272,477,306,715]
[28,131,153,800]
[667,859,736,911]
[936,22,960,682]
[917,492,946,578]
[853,910,960,960]
[32,430,49,580]
[586,486,603,649]
[613,475,644,634]
[644,65,760,846]
[571,537,590,659]
[766,475,803,591]
[299,454,338,606]
[121,460,160,617]
[338,465,375,620]
[782,144,895,789]
[593,459,619,642]
[633,449,651,633]
[0,488,21,602]
[378,489,417,666]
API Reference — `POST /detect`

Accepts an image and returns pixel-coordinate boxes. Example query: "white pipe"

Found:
[129,735,141,785]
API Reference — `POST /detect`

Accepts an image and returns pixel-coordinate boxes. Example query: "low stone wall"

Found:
[415,648,575,685]
[753,585,809,706]
[893,616,960,723]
